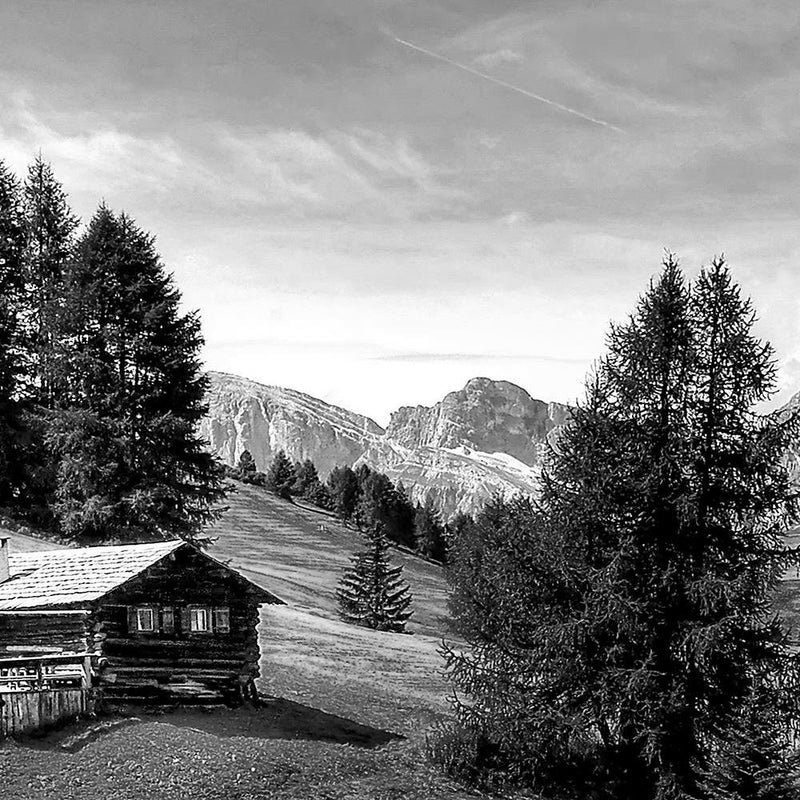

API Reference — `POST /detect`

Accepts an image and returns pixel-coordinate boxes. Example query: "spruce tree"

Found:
[415,496,447,561]
[47,205,225,543]
[293,458,320,496]
[20,156,78,407]
[327,465,360,523]
[0,161,27,502]
[436,256,800,799]
[266,450,295,499]
[236,449,258,482]
[353,470,417,548]
[336,524,413,632]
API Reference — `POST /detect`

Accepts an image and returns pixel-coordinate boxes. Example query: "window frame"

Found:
[188,605,212,634]
[133,605,157,633]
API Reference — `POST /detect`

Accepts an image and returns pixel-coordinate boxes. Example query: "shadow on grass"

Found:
[157,697,404,748]
[9,696,403,753]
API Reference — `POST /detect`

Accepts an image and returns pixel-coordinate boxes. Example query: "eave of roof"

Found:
[0,540,285,610]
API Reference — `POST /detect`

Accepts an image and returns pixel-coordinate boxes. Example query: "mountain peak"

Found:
[200,371,569,518]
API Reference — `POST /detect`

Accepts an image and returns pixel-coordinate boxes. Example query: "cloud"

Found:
[213,125,464,220]
[0,89,190,205]
[0,88,464,224]
[474,48,524,68]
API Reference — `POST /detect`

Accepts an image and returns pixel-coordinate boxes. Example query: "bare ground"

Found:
[1,485,480,799]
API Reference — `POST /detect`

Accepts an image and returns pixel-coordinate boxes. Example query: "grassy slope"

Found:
[2,485,477,800]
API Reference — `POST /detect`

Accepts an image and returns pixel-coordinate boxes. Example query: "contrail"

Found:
[394,37,624,134]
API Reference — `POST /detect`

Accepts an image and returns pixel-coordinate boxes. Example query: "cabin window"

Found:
[135,606,156,632]
[213,607,230,633]
[189,607,211,632]
[161,606,175,633]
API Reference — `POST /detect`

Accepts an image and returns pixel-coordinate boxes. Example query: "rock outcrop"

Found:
[200,372,385,478]
[200,371,571,517]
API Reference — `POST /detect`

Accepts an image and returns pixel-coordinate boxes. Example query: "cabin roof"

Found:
[0,540,282,610]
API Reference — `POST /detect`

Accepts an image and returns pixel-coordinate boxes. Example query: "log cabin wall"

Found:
[0,611,89,655]
[91,546,263,703]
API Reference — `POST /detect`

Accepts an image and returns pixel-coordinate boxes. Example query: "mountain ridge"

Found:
[200,370,568,517]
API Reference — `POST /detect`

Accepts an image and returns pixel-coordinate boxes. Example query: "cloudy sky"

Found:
[1,1,799,423]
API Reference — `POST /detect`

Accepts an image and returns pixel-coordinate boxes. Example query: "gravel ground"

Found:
[1,488,481,799]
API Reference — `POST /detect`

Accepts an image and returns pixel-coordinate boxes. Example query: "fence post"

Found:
[82,655,92,690]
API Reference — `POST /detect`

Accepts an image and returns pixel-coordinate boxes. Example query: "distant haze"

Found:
[1,1,799,423]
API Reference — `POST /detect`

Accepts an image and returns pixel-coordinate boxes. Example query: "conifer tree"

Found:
[20,156,78,406]
[415,496,447,561]
[353,469,417,547]
[436,256,800,799]
[293,458,320,496]
[47,205,225,543]
[336,524,413,632]
[0,161,27,501]
[327,465,360,523]
[236,449,258,481]
[266,449,295,499]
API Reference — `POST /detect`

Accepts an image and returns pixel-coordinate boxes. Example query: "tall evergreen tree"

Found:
[328,465,360,523]
[436,256,800,799]
[265,449,295,499]
[237,449,258,480]
[356,470,409,546]
[337,524,413,633]
[415,496,447,561]
[293,458,320,496]
[48,205,225,543]
[0,161,27,502]
[20,156,78,406]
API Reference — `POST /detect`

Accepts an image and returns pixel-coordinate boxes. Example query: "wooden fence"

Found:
[0,652,96,737]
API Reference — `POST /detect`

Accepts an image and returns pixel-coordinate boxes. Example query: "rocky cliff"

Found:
[200,371,571,517]
[200,372,385,478]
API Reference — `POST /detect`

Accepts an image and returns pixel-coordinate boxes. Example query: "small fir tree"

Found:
[327,465,360,523]
[336,524,413,632]
[266,450,295,499]
[236,449,258,482]
[293,458,320,496]
[353,470,417,548]
[415,496,447,561]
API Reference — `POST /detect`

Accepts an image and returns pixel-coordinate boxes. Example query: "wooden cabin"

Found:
[0,537,283,704]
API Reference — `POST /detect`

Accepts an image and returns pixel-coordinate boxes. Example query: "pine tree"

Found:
[236,449,258,482]
[266,450,295,499]
[47,205,225,543]
[354,469,417,548]
[327,465,360,523]
[20,156,78,407]
[436,256,800,799]
[415,496,447,561]
[0,160,27,502]
[394,480,417,548]
[336,524,413,632]
[293,458,320,496]
[700,684,800,800]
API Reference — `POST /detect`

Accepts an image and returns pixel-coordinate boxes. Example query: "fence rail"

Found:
[0,652,94,693]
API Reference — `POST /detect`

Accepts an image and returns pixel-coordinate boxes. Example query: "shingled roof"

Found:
[0,540,281,610]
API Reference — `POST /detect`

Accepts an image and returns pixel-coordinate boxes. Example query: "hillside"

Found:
[208,483,452,638]
[2,485,470,800]
[201,371,568,518]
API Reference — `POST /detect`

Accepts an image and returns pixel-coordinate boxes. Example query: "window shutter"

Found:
[127,606,138,633]
[162,607,175,633]
[213,607,230,633]
[180,606,191,634]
